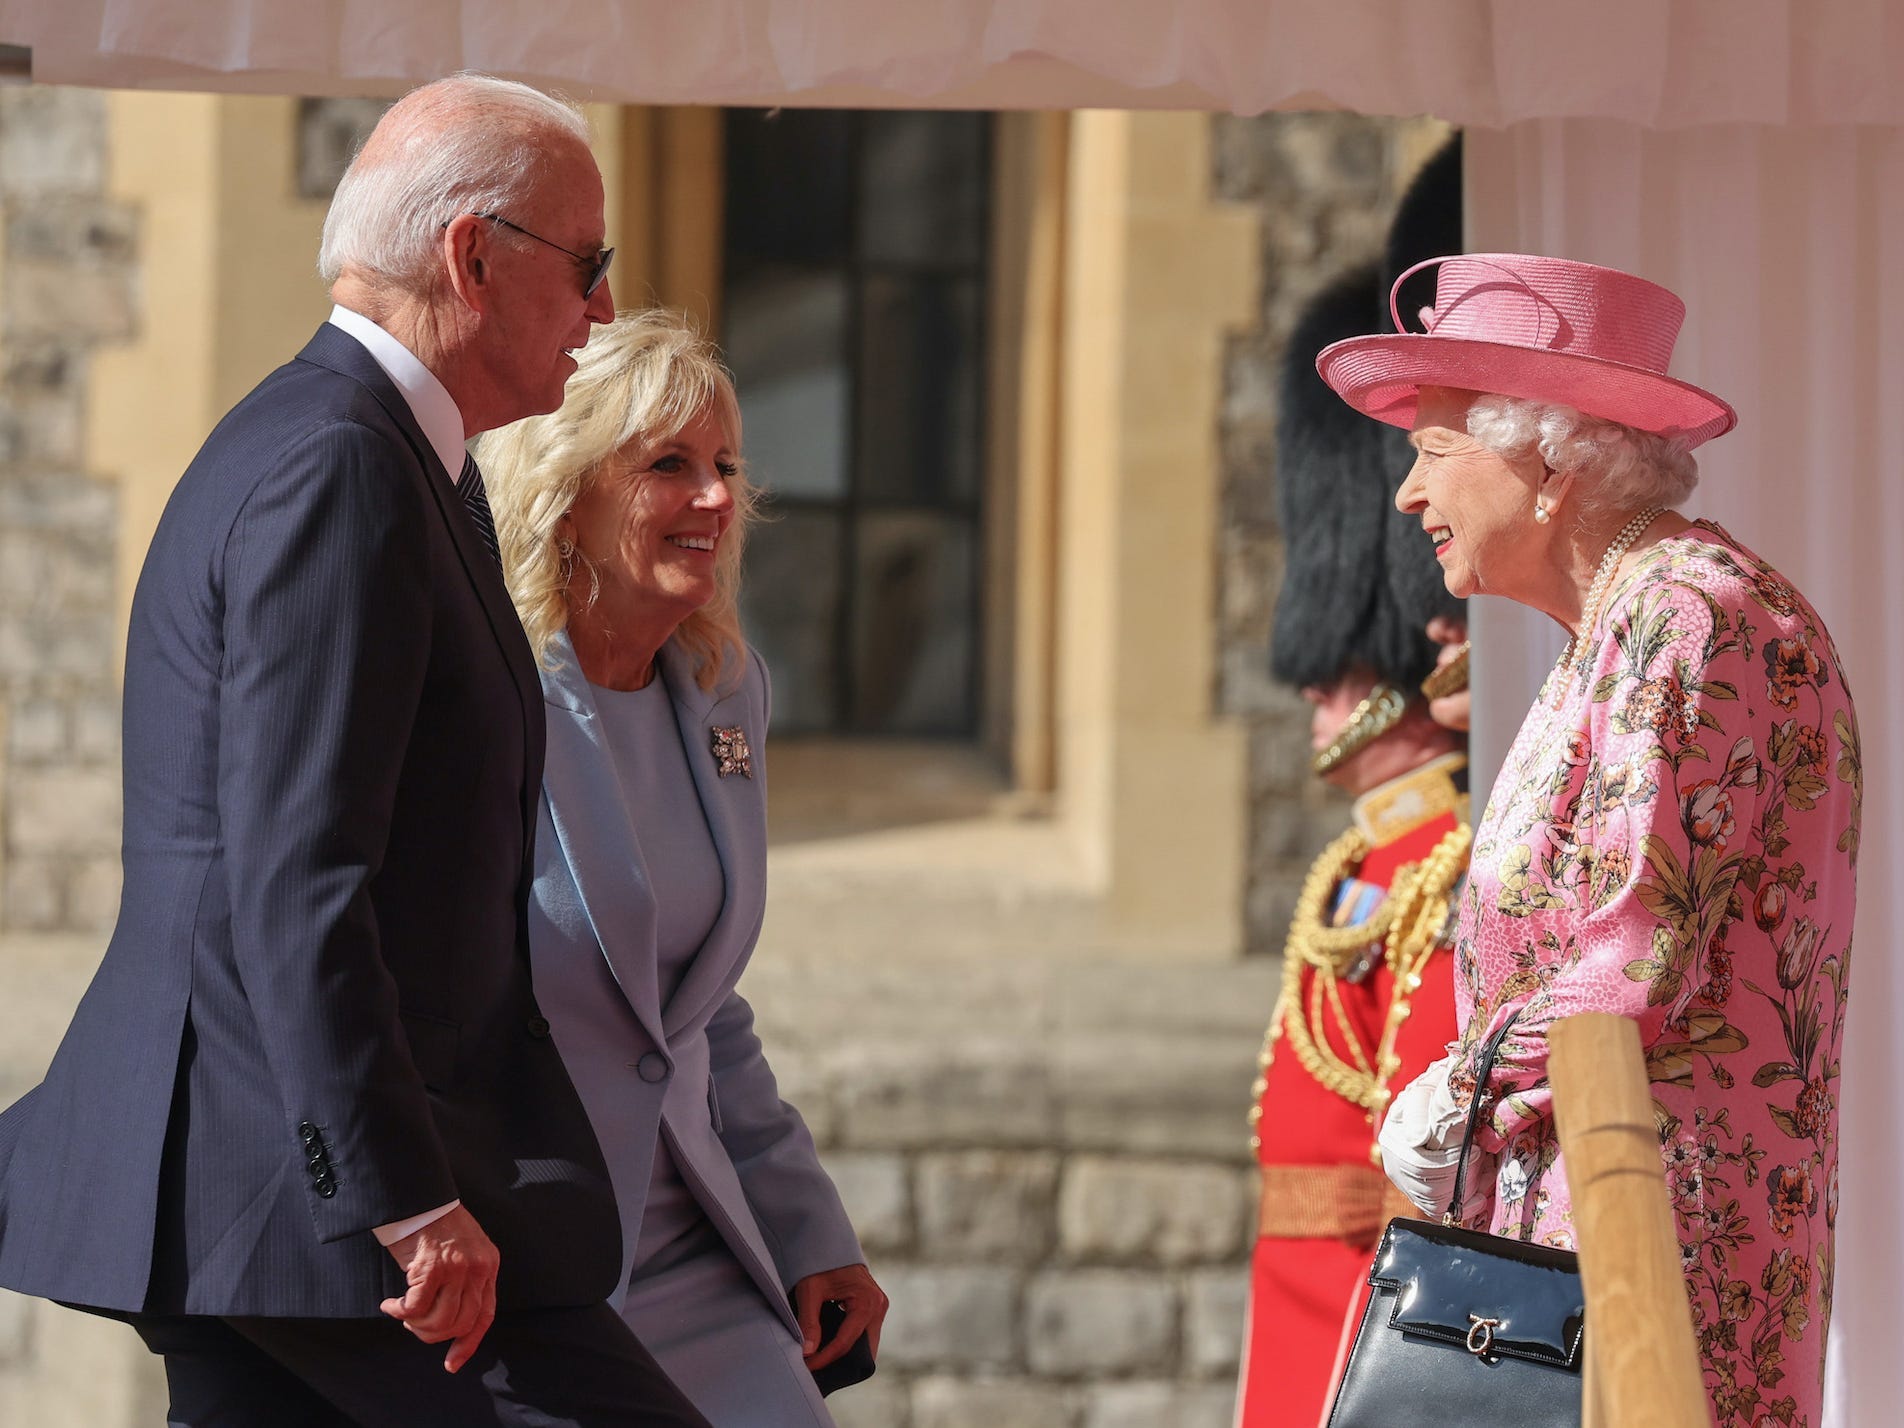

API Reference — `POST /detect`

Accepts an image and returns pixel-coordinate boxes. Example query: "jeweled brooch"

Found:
[710,725,753,778]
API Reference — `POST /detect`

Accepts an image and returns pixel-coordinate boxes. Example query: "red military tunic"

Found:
[1236,755,1469,1427]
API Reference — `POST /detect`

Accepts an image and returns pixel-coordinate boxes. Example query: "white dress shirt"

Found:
[326,304,469,484]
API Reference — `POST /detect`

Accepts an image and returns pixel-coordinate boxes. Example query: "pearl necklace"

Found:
[1545,505,1663,706]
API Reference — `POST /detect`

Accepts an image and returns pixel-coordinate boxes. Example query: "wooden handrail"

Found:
[1549,1013,1709,1428]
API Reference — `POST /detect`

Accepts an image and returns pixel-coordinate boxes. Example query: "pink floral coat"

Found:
[1451,522,1860,1427]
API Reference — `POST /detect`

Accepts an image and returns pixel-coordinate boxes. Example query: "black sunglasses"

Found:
[467,211,614,299]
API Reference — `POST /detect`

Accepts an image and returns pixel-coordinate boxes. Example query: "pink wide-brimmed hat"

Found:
[1316,253,1736,447]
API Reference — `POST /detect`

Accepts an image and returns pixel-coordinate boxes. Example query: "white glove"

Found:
[1377,1052,1468,1216]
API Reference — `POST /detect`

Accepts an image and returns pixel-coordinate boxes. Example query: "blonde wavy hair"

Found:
[475,309,758,688]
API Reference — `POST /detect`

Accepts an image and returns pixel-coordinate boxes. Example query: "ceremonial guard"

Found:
[1234,238,1471,1422]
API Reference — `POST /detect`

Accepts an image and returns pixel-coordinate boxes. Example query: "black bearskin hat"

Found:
[1384,133,1463,338]
[1268,134,1464,692]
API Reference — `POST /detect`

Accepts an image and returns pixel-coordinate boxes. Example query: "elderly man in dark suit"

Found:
[0,74,710,1428]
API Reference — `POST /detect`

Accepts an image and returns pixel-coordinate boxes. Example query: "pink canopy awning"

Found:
[4,0,1903,125]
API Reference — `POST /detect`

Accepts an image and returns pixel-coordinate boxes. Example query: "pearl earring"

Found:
[1533,502,1550,525]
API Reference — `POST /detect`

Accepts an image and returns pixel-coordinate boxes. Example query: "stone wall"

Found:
[1211,112,1454,955]
[0,85,131,933]
[742,935,1276,1428]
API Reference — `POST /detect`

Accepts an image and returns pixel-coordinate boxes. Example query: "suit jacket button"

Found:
[635,1052,669,1084]
[526,1015,552,1039]
[315,1182,337,1199]
[298,1123,319,1144]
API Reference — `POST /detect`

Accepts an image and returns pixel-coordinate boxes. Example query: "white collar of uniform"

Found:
[326,304,469,486]
[1350,751,1469,847]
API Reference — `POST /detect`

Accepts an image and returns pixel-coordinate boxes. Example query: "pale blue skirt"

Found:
[621,1220,835,1428]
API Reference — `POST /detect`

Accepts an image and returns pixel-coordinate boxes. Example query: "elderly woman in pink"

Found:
[1321,254,1860,1426]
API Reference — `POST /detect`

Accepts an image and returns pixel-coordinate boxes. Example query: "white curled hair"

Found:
[1465,395,1700,515]
[318,73,589,290]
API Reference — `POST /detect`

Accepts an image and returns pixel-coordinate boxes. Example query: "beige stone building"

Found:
[0,87,1444,1425]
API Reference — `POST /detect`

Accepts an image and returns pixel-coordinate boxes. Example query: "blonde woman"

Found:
[477,310,885,1426]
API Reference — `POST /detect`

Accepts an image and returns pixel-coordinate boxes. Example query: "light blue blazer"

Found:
[527,631,862,1330]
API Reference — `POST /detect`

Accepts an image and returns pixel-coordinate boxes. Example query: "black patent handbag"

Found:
[1326,1014,1586,1427]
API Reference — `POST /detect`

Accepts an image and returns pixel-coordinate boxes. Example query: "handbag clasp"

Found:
[1466,1314,1501,1356]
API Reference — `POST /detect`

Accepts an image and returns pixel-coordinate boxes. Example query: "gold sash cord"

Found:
[1257,1163,1429,1244]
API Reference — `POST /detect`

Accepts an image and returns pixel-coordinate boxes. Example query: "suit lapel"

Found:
[537,635,766,1043]
[657,642,768,1038]
[293,325,543,848]
[539,634,668,1046]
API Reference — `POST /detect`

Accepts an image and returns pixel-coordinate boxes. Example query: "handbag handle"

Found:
[1443,1009,1523,1225]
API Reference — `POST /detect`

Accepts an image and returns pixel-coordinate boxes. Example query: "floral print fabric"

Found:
[1451,522,1860,1426]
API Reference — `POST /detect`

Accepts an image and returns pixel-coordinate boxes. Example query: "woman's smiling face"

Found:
[1395,386,1551,601]
[564,406,738,623]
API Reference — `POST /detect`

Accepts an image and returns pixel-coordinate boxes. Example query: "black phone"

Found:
[794,1294,877,1396]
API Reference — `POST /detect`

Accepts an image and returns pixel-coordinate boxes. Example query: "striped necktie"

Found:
[458,453,502,572]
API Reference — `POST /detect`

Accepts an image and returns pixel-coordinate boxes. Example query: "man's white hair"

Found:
[318,73,590,291]
[1465,395,1700,515]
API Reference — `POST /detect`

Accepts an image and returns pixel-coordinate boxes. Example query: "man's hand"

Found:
[379,1204,500,1373]
[793,1262,889,1371]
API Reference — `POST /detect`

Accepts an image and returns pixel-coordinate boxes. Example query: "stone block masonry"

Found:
[1212,111,1455,955]
[744,939,1278,1426]
[0,86,129,933]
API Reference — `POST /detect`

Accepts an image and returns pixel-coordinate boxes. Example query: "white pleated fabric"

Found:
[1465,120,1904,1428]
[6,0,1904,120]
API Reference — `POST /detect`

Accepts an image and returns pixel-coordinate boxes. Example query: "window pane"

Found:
[850,512,976,735]
[720,109,992,740]
[740,509,844,734]
[726,271,852,500]
[855,111,988,267]
[725,110,852,266]
[856,273,982,505]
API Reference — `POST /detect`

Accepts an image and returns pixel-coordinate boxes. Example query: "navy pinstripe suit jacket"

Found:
[0,325,621,1317]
